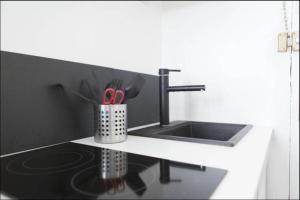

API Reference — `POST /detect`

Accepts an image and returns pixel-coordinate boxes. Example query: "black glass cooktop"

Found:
[1,143,226,199]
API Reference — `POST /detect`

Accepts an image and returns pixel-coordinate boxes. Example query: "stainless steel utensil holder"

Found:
[94,104,127,144]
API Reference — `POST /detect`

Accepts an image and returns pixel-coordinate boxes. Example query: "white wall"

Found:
[0,1,162,74]
[161,1,298,199]
[290,1,299,199]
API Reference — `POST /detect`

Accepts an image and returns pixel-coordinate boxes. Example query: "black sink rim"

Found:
[128,121,253,147]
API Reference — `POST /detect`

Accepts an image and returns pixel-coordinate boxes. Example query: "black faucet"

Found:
[159,68,205,126]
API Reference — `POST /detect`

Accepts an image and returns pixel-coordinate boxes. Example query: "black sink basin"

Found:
[128,121,252,147]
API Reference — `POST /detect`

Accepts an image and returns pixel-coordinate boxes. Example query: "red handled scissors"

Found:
[102,88,125,105]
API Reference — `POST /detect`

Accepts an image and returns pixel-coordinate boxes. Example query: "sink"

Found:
[128,121,252,147]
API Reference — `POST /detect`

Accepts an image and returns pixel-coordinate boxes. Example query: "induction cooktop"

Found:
[0,143,226,199]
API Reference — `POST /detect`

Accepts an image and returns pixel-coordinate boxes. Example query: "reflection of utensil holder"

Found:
[100,148,128,179]
[94,104,127,144]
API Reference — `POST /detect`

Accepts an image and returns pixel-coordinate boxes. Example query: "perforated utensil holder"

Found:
[94,104,127,144]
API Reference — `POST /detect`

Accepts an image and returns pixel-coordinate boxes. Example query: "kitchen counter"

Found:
[72,125,273,199]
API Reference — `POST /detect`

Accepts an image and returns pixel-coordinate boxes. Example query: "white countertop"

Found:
[1,125,272,199]
[72,125,273,199]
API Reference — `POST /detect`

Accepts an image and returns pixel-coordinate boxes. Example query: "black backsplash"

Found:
[1,51,159,155]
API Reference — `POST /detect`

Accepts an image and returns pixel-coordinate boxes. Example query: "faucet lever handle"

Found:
[168,69,181,72]
[159,68,181,75]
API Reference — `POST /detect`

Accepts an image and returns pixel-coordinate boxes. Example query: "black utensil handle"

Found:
[56,84,98,106]
[125,173,147,196]
[83,79,99,102]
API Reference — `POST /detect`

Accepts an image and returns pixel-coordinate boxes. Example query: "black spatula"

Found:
[124,75,145,102]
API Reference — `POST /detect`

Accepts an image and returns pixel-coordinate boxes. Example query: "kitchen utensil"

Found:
[104,79,119,90]
[102,79,125,105]
[100,178,125,195]
[112,90,125,104]
[56,83,98,106]
[91,71,101,95]
[83,79,98,102]
[102,88,125,105]
[125,172,147,196]
[124,75,145,102]
[104,79,123,97]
